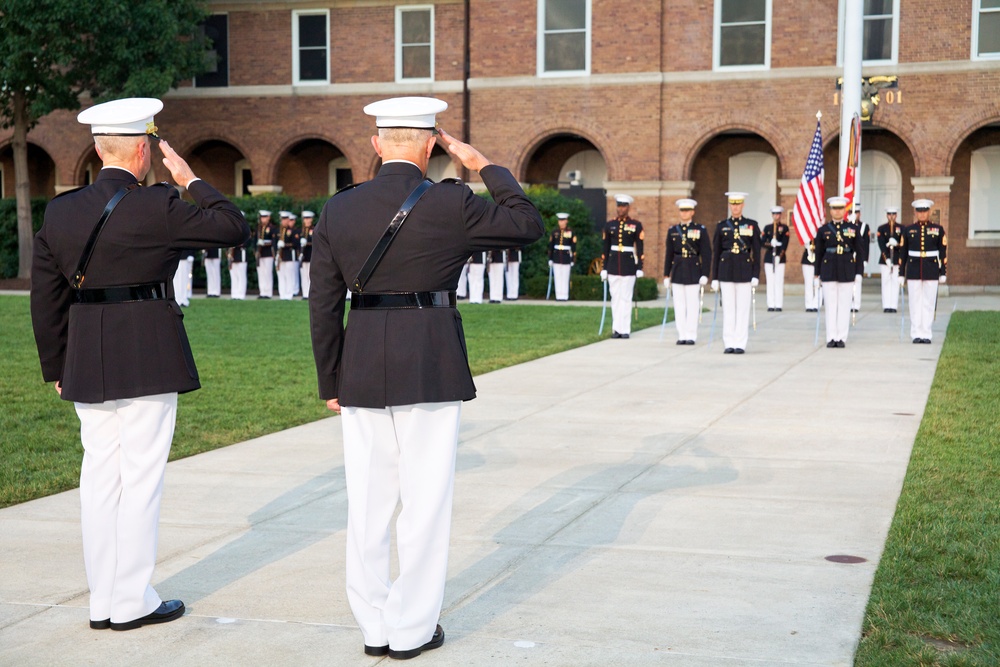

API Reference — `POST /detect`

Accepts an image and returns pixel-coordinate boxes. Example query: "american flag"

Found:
[792,119,825,245]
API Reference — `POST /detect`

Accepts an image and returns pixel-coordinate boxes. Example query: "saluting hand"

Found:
[437,128,492,173]
[159,140,199,189]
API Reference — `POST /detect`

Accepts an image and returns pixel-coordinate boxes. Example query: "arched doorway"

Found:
[690,132,780,228]
[948,123,1000,285]
[859,150,902,274]
[277,139,350,197]
[186,140,248,197]
[524,134,608,227]
[0,143,56,198]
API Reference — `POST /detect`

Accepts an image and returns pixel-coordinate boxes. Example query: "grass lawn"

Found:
[855,311,1000,666]
[1,295,665,508]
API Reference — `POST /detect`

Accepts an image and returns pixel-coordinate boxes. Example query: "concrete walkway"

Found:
[1,293,997,666]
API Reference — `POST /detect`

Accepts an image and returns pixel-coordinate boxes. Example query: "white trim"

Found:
[292,9,330,85]
[973,0,1000,61]
[969,145,1000,238]
[713,0,772,71]
[396,5,435,83]
[838,0,900,66]
[537,0,591,77]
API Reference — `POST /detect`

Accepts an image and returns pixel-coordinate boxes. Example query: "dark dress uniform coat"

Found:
[761,222,789,264]
[309,162,543,408]
[279,226,301,262]
[664,223,711,284]
[876,222,903,266]
[900,221,947,280]
[30,168,249,403]
[548,228,576,264]
[301,226,314,262]
[813,220,865,282]
[257,221,278,258]
[601,217,644,275]
[711,218,761,282]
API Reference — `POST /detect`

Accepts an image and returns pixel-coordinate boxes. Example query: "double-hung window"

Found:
[195,14,229,88]
[538,0,590,76]
[396,6,434,82]
[714,0,772,70]
[293,10,329,84]
[974,0,1000,59]
[837,0,899,65]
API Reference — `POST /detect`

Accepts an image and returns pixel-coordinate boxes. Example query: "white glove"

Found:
[899,276,905,286]
[699,275,708,286]
[939,275,947,284]
[277,240,285,249]
[751,278,759,287]
[887,238,898,247]
[548,260,554,267]
[770,238,781,247]
[710,280,719,292]
[600,270,608,282]
[257,239,265,246]
[187,255,194,262]
[636,270,644,278]
[300,238,307,247]
[663,277,670,287]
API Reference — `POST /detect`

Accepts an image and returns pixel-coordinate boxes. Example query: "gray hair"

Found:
[94,135,145,160]
[377,127,433,146]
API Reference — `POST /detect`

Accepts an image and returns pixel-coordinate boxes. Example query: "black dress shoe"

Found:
[110,600,185,631]
[389,625,445,660]
[883,308,890,313]
[620,333,630,339]
[90,619,110,630]
[767,307,774,312]
[913,338,921,344]
[734,348,745,354]
[827,341,837,348]
[851,308,859,313]
[365,644,390,657]
[836,340,846,348]
[611,332,621,339]
[685,340,695,345]
[775,307,782,311]
[676,340,685,345]
[921,338,932,344]
[724,348,734,354]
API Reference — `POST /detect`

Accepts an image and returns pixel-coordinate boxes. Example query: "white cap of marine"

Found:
[912,199,934,209]
[556,212,570,219]
[676,198,697,209]
[885,206,899,214]
[614,194,634,205]
[827,196,849,207]
[770,205,784,213]
[363,97,448,129]
[725,191,748,203]
[302,210,315,218]
[77,98,163,136]
[259,210,272,216]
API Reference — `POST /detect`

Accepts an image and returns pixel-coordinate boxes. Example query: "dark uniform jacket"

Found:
[30,168,249,403]
[848,220,870,275]
[469,251,486,264]
[301,226,314,263]
[601,216,644,275]
[548,228,576,265]
[257,221,278,258]
[761,222,789,264]
[711,217,761,283]
[204,247,221,260]
[899,221,947,281]
[876,222,903,266]
[309,161,543,408]
[813,220,865,282]
[278,226,301,262]
[664,222,711,285]
[487,249,505,265]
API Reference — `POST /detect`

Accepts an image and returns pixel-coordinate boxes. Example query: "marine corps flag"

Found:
[842,113,862,216]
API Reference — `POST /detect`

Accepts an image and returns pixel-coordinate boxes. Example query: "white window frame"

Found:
[972,0,1000,60]
[837,0,900,66]
[396,5,434,82]
[537,0,591,77]
[292,9,330,85]
[713,0,772,71]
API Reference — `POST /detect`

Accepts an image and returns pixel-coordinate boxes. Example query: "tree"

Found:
[0,0,209,279]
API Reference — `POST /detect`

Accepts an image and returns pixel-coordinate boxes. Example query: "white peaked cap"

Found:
[771,205,785,213]
[77,98,163,136]
[363,96,448,128]
[912,199,934,209]
[725,191,748,202]
[885,206,899,214]
[302,210,315,218]
[258,210,272,216]
[676,198,697,209]
[827,196,849,207]
[614,194,634,205]
[556,212,570,219]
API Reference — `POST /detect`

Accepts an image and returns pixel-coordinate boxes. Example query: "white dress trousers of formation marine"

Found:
[487,254,505,302]
[204,254,221,297]
[672,282,701,341]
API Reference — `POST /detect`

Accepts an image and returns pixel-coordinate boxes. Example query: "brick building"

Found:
[3,0,999,287]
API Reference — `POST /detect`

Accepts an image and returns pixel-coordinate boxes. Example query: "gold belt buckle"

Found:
[732,245,740,254]
[837,246,843,255]
[617,244,624,252]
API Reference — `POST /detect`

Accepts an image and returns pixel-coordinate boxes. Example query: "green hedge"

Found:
[0,198,48,279]
[523,274,659,301]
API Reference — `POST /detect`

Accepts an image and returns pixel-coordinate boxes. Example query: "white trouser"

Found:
[172,261,190,307]
[608,274,636,335]
[75,393,176,624]
[204,258,222,296]
[229,262,247,300]
[908,280,938,340]
[720,281,751,349]
[802,265,817,309]
[851,274,863,310]
[505,261,520,299]
[341,402,461,652]
[278,260,298,300]
[553,263,571,300]
[670,283,701,340]
[467,264,485,303]
[456,264,469,298]
[487,262,505,302]
[300,262,311,299]
[672,283,702,341]
[823,281,854,342]
[257,257,274,297]
[880,265,900,309]
[764,262,785,309]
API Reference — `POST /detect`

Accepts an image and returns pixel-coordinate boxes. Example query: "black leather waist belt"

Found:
[75,282,169,304]
[351,290,456,310]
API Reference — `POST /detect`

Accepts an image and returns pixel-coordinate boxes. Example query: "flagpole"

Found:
[841,0,863,200]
